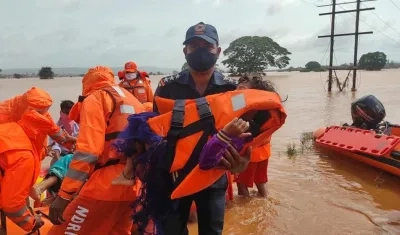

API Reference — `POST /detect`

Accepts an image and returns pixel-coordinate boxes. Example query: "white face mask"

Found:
[125,73,137,80]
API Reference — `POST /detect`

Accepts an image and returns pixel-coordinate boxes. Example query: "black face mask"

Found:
[185,47,218,72]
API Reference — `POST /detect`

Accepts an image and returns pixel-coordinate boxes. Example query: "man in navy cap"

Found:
[154,22,251,235]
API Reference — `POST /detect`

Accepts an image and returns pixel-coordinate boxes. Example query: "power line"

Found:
[361,3,400,36]
[302,0,400,44]
[317,0,372,91]
[337,5,400,44]
[388,0,400,11]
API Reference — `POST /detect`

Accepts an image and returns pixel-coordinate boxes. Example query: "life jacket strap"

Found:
[101,89,117,127]
[165,97,217,189]
[78,95,86,102]
[105,131,121,141]
[0,209,6,235]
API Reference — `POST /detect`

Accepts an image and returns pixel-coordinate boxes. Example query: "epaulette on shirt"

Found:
[214,71,237,86]
[158,73,181,87]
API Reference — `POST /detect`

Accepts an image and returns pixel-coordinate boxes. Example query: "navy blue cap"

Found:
[183,22,219,45]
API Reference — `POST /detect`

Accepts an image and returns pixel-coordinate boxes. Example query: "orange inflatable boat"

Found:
[313,125,400,177]
[4,207,51,235]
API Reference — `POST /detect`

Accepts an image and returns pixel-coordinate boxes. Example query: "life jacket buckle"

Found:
[196,100,212,120]
[171,100,185,128]
[171,110,184,128]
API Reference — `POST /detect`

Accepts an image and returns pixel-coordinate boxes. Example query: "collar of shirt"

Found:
[174,70,229,89]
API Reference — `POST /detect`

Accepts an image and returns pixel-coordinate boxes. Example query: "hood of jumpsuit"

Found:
[0,87,53,123]
[69,66,116,123]
[18,109,59,158]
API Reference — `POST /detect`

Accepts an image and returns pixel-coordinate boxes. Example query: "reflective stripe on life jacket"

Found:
[148,89,286,199]
[119,79,149,103]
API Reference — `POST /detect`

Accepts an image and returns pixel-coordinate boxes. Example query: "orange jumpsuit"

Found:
[0,110,70,232]
[0,87,53,124]
[49,66,145,235]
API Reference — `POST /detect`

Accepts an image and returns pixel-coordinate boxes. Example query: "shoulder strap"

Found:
[0,209,6,235]
[101,88,117,127]
[165,97,216,187]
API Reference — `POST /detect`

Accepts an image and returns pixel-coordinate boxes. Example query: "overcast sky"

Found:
[1,0,399,70]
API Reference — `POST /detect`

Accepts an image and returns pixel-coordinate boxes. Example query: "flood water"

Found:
[0,69,399,235]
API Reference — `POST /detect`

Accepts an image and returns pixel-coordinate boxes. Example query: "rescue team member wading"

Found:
[154,22,251,235]
[118,61,154,104]
[48,66,145,235]
[0,108,75,234]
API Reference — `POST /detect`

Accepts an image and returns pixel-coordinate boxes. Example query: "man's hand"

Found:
[62,135,77,151]
[49,150,61,160]
[49,196,70,225]
[218,145,251,173]
[32,214,44,231]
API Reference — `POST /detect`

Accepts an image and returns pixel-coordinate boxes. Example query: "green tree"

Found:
[13,73,22,79]
[358,52,387,71]
[0,69,2,73]
[181,62,189,71]
[222,36,291,74]
[305,61,321,71]
[38,67,54,79]
[385,60,400,69]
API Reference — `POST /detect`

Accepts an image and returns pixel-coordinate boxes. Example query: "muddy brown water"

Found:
[0,69,399,235]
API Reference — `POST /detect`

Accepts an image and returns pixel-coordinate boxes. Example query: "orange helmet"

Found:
[124,61,137,73]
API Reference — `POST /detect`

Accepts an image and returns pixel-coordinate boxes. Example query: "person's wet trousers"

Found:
[163,175,228,235]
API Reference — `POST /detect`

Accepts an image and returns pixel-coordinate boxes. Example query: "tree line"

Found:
[1,37,399,79]
[0,68,171,79]
[279,51,396,73]
[178,35,398,74]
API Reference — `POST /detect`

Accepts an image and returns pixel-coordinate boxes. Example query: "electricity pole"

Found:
[318,0,375,92]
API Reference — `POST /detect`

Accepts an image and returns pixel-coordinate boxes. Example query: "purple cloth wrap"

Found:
[199,134,252,170]
[112,112,162,157]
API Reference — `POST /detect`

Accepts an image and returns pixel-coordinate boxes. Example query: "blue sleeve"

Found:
[48,154,73,180]
[153,85,162,112]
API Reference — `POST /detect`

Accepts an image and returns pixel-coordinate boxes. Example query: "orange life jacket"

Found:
[81,85,144,167]
[119,79,150,103]
[251,142,271,162]
[149,89,286,199]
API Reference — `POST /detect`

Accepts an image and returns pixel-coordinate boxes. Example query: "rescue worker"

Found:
[0,87,53,124]
[153,22,251,235]
[48,66,145,235]
[118,61,154,103]
[0,87,75,159]
[0,109,75,234]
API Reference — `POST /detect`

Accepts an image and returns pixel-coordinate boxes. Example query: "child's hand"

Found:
[239,132,252,138]
[222,118,250,137]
